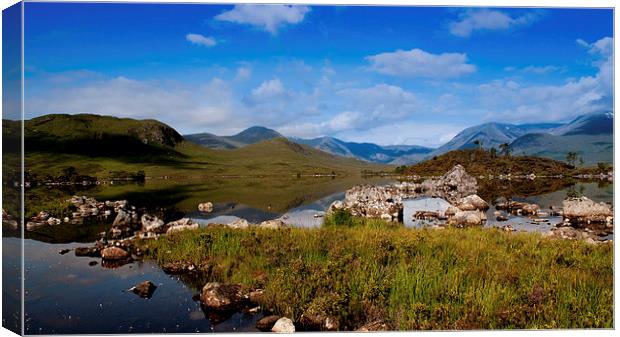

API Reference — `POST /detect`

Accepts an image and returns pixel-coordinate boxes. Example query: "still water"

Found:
[4,178,612,334]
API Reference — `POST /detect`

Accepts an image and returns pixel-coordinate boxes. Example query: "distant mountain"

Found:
[293,136,433,164]
[428,122,561,157]
[185,126,283,149]
[551,111,613,136]
[510,112,613,165]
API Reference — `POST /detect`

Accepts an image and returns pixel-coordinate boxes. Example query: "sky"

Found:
[23,3,613,147]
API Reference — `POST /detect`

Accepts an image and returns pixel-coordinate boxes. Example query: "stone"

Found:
[141,214,164,233]
[75,247,100,257]
[456,194,489,211]
[259,219,287,229]
[198,202,214,213]
[200,282,245,311]
[112,209,132,227]
[521,203,540,216]
[563,197,613,225]
[166,218,198,234]
[130,280,157,298]
[356,320,388,332]
[449,210,483,227]
[496,214,509,222]
[326,200,344,215]
[271,317,295,333]
[228,218,250,229]
[47,217,61,225]
[101,246,130,261]
[256,315,281,332]
[58,249,71,255]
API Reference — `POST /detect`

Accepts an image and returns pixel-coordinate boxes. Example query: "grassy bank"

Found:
[142,217,613,330]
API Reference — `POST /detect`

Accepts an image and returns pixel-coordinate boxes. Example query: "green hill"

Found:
[8,114,385,180]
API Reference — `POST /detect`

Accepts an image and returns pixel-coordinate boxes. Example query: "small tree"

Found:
[489,147,497,158]
[499,143,511,157]
[566,152,578,166]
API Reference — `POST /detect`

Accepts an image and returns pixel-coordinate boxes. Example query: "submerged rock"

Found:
[130,280,157,298]
[75,247,101,257]
[271,317,295,333]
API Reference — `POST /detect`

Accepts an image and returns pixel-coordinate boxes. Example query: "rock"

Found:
[26,221,46,231]
[271,317,295,333]
[356,320,388,332]
[228,218,250,229]
[75,247,100,257]
[58,249,71,255]
[249,289,265,303]
[130,280,157,298]
[63,217,70,223]
[256,315,281,332]
[112,209,132,227]
[162,261,198,274]
[166,218,198,234]
[101,246,130,261]
[141,214,164,233]
[444,206,459,217]
[200,282,245,311]
[198,202,214,213]
[449,210,483,227]
[521,203,540,216]
[34,211,50,221]
[88,261,98,266]
[496,214,509,221]
[326,200,344,215]
[46,217,61,225]
[259,219,287,229]
[456,194,489,211]
[563,197,613,225]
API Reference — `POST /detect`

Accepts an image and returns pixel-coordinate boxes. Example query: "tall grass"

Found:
[141,215,613,330]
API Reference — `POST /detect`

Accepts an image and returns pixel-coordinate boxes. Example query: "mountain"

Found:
[428,122,562,157]
[14,114,384,179]
[185,126,282,149]
[509,112,613,165]
[293,136,434,164]
[550,111,613,136]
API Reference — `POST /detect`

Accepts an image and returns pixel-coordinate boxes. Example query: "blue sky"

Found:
[23,3,613,147]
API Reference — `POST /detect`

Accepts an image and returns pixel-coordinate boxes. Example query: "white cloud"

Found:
[449,9,540,38]
[577,36,613,57]
[366,48,476,78]
[235,66,252,80]
[248,78,288,102]
[215,5,310,35]
[186,33,217,47]
[477,37,613,123]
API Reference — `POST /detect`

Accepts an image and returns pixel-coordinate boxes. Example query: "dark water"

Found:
[7,178,613,334]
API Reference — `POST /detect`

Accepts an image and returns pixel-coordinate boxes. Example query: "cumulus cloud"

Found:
[247,78,289,103]
[235,66,252,80]
[186,33,217,47]
[449,9,540,37]
[215,5,310,35]
[477,37,613,123]
[366,48,476,78]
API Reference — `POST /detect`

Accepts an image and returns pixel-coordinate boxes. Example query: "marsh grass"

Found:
[142,215,613,330]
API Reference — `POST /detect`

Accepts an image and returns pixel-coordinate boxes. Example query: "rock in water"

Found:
[259,219,287,229]
[198,202,214,213]
[75,247,101,257]
[563,197,613,225]
[141,214,164,233]
[455,194,489,211]
[200,282,245,311]
[130,281,157,298]
[165,218,198,234]
[256,315,281,332]
[271,317,295,333]
[101,246,130,261]
[228,218,250,229]
[449,210,483,227]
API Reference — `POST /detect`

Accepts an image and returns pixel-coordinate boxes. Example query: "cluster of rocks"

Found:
[338,165,481,223]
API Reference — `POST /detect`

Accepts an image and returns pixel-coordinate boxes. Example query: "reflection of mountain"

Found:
[185,126,282,149]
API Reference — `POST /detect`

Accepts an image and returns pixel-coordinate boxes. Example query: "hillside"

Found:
[185,126,282,149]
[405,149,576,177]
[11,114,386,180]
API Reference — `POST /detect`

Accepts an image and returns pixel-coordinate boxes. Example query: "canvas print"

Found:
[1,1,614,334]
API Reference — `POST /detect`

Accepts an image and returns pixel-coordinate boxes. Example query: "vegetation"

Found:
[142,214,613,330]
[402,148,611,177]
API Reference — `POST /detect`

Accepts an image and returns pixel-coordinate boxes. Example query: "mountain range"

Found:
[185,111,613,166]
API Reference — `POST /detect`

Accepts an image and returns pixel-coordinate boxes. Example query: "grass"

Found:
[140,213,613,330]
